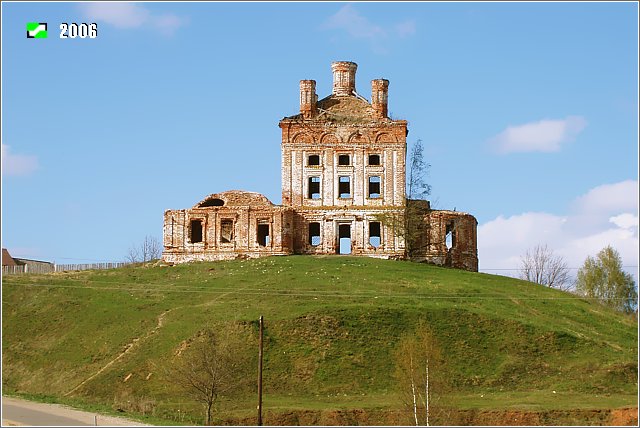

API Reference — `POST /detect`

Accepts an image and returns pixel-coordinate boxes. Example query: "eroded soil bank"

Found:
[220,407,638,426]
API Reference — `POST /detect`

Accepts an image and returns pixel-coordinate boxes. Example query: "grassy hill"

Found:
[2,256,637,425]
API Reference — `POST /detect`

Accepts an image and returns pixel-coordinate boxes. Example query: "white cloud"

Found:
[395,20,416,38]
[79,3,149,28]
[323,5,415,53]
[610,213,638,230]
[325,4,386,40]
[566,180,638,236]
[2,144,38,177]
[79,3,186,35]
[489,116,587,154]
[572,180,638,215]
[151,13,186,36]
[478,180,639,282]
[478,212,568,273]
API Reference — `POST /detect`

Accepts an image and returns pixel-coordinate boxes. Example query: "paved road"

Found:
[2,396,150,426]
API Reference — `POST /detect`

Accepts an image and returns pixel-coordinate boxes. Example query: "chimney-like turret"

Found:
[331,61,357,96]
[300,80,317,119]
[371,79,389,119]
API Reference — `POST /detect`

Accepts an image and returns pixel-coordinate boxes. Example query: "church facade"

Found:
[162,62,478,271]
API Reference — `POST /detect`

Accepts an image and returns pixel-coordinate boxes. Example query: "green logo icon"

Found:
[26,22,47,38]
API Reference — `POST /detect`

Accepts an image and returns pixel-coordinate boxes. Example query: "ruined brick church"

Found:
[162,61,478,271]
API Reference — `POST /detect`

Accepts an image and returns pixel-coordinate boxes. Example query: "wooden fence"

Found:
[2,265,27,275]
[2,264,54,275]
[2,262,130,275]
[55,262,130,272]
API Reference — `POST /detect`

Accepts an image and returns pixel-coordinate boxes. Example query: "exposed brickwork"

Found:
[299,80,317,119]
[371,79,389,119]
[279,61,407,260]
[331,61,358,96]
[163,191,295,263]
[162,62,478,271]
[419,210,478,271]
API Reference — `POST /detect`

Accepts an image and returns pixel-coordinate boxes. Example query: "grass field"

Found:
[2,256,637,425]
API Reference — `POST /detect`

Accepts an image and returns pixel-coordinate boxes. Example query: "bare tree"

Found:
[125,235,162,263]
[519,244,571,290]
[407,139,432,201]
[376,140,432,259]
[167,325,252,425]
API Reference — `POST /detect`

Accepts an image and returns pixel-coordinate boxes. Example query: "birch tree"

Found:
[576,246,637,314]
[394,322,446,426]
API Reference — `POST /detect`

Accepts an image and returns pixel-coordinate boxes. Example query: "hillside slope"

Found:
[2,256,637,425]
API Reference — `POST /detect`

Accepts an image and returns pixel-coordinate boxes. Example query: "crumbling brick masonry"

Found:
[162,61,478,271]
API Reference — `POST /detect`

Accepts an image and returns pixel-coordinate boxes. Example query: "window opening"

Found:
[445,221,456,250]
[190,220,203,243]
[368,176,381,198]
[308,222,321,246]
[308,176,321,199]
[308,154,320,166]
[220,220,234,243]
[338,224,351,254]
[257,223,270,247]
[338,154,350,166]
[369,222,381,248]
[199,198,224,207]
[339,176,351,198]
[368,154,381,165]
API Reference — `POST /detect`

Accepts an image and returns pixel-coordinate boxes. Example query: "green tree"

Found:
[575,246,637,314]
[394,321,449,426]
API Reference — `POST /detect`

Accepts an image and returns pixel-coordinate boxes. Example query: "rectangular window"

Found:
[220,219,233,243]
[308,154,320,166]
[339,176,351,198]
[368,176,381,198]
[190,219,203,243]
[257,223,270,246]
[308,222,321,246]
[445,221,456,250]
[308,176,321,199]
[369,222,381,248]
[368,154,381,165]
[338,154,350,166]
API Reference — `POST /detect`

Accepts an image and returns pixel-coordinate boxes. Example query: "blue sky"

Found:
[2,2,638,280]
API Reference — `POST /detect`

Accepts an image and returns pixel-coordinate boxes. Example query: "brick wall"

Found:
[162,61,478,271]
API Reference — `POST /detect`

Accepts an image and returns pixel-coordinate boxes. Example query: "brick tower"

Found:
[279,61,407,257]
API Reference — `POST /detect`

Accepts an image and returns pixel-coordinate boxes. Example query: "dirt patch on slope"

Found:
[609,407,638,426]
[221,407,638,426]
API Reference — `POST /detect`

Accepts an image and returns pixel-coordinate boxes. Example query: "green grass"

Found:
[2,256,637,425]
